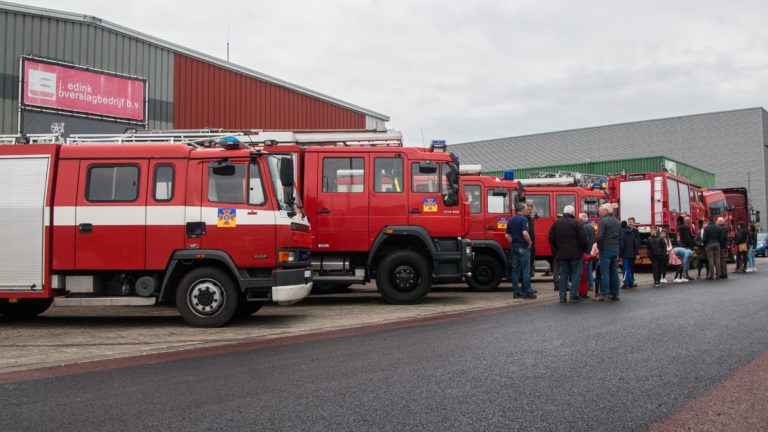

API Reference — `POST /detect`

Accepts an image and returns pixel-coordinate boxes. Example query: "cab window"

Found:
[526,194,550,218]
[323,158,364,193]
[153,165,174,202]
[248,161,266,206]
[556,194,576,216]
[464,185,482,214]
[580,197,605,219]
[208,164,245,204]
[411,162,439,193]
[374,158,404,193]
[87,165,139,202]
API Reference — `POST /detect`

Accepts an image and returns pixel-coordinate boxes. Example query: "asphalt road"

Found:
[2,272,767,432]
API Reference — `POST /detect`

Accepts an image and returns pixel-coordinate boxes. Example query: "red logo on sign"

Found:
[23,59,145,121]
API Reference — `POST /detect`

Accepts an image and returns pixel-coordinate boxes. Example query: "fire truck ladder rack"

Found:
[65,129,404,147]
[66,130,247,147]
[518,171,605,187]
[0,134,65,144]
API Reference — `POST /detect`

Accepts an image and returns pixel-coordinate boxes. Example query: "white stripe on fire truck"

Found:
[49,206,307,227]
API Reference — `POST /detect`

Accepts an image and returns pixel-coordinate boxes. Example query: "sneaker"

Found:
[680,278,689,283]
[592,295,609,302]
[513,293,522,299]
[610,294,620,301]
[660,278,668,284]
[523,293,537,299]
[673,278,682,283]
[653,283,661,288]
[570,297,582,304]
[559,298,567,304]
[579,293,590,299]
[630,283,638,288]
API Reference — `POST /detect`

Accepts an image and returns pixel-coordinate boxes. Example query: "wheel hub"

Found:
[393,265,418,292]
[475,265,492,284]
[188,279,225,316]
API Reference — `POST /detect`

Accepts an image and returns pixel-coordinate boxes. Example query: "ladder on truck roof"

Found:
[66,129,404,147]
[519,171,605,187]
[0,134,64,144]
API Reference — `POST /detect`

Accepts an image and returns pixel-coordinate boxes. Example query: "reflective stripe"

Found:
[50,205,304,226]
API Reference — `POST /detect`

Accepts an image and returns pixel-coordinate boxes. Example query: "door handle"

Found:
[319,208,331,215]
[186,222,206,238]
[486,226,495,231]
[78,223,93,234]
[409,209,421,214]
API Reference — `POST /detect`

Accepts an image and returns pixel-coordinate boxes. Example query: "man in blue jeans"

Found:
[549,205,588,303]
[594,204,622,301]
[506,203,537,299]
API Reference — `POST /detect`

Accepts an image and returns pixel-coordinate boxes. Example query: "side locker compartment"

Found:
[0,151,53,292]
[146,159,187,270]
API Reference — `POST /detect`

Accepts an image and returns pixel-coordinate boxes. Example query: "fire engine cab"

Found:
[0,132,312,327]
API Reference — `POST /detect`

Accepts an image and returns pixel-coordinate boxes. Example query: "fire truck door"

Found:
[524,193,552,257]
[462,183,484,239]
[145,160,186,270]
[75,160,148,270]
[485,186,511,247]
[200,158,276,268]
[370,156,408,243]
[315,155,369,251]
[409,162,461,237]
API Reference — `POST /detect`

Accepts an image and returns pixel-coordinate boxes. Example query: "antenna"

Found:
[420,128,425,147]
[227,23,230,62]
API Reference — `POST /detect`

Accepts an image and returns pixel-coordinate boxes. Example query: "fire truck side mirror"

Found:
[418,161,438,174]
[279,157,294,187]
[209,159,235,176]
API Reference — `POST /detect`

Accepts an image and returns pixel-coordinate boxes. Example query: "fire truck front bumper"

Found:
[272,267,313,305]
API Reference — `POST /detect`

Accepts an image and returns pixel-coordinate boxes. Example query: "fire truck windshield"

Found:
[708,198,727,216]
[268,155,304,216]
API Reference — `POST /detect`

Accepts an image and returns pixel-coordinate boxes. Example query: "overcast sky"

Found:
[16,0,768,146]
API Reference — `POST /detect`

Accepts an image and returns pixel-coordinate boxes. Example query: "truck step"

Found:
[313,275,365,282]
[53,297,157,307]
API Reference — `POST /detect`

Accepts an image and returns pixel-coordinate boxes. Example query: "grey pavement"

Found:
[1,269,767,431]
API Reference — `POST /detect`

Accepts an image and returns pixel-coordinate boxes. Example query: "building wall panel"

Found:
[453,108,768,229]
[173,54,365,130]
[0,9,174,132]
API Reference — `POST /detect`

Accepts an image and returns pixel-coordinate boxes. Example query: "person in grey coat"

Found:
[594,204,622,301]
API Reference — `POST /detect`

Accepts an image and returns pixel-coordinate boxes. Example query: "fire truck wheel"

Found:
[376,250,431,304]
[176,267,239,328]
[0,298,53,320]
[467,255,503,292]
[237,302,263,317]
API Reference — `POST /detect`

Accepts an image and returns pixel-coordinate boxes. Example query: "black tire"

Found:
[176,267,239,328]
[467,255,503,291]
[237,302,263,317]
[0,298,53,320]
[376,250,432,304]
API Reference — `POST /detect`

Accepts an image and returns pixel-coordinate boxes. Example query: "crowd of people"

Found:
[507,202,761,304]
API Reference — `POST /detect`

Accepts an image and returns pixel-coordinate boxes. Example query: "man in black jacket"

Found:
[595,204,622,301]
[549,205,588,303]
[717,217,729,278]
[626,217,642,287]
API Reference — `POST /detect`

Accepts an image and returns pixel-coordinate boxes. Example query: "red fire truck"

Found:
[0,132,312,327]
[607,172,706,238]
[459,169,608,290]
[235,131,473,304]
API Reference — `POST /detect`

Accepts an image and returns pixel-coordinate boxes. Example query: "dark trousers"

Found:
[706,243,721,279]
[720,248,729,277]
[651,255,666,284]
[737,249,747,271]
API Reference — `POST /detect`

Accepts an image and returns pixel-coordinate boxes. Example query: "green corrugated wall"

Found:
[483,156,715,188]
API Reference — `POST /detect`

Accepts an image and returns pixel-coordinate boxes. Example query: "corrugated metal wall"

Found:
[452,108,768,229]
[483,156,716,188]
[0,9,174,133]
[173,54,366,130]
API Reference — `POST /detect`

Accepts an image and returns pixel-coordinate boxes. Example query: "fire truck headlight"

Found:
[465,246,472,255]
